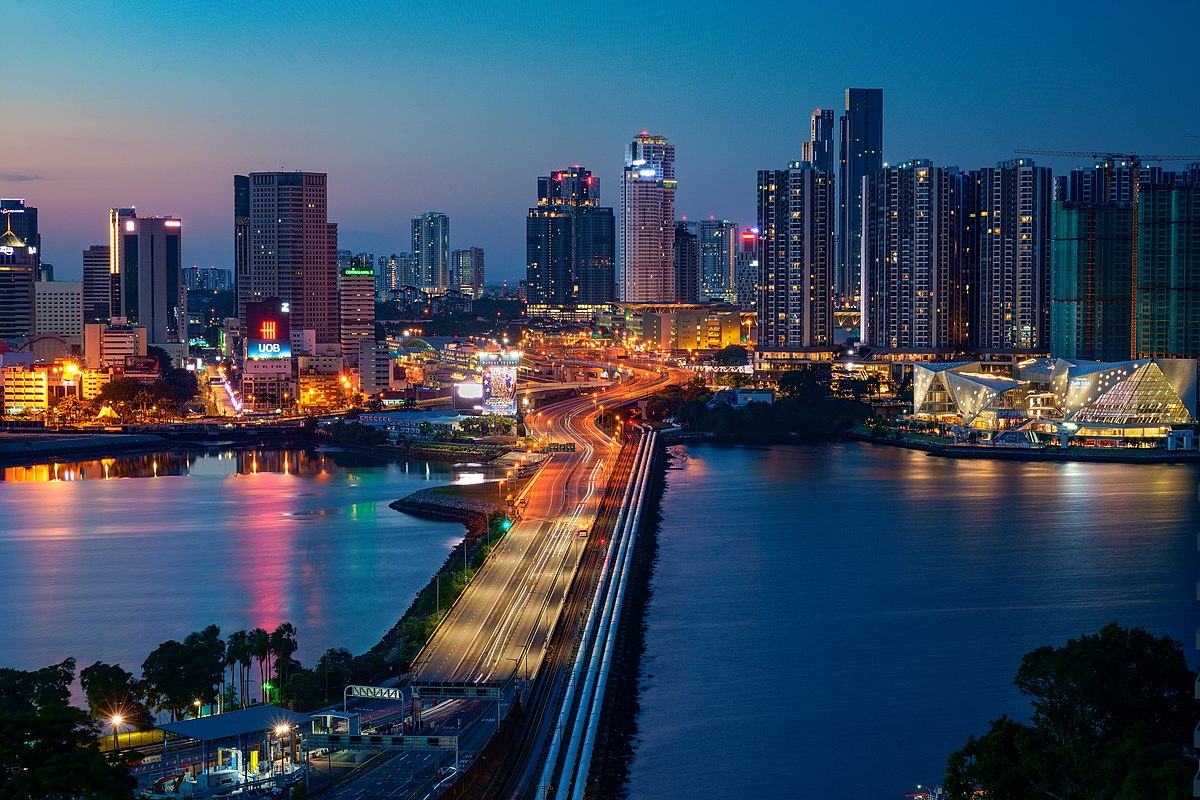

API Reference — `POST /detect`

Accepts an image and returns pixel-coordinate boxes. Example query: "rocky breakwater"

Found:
[389,489,499,539]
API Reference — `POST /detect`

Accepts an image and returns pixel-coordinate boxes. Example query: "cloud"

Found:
[0,173,45,182]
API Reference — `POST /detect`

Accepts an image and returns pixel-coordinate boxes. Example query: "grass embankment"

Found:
[429,473,534,505]
[391,511,512,667]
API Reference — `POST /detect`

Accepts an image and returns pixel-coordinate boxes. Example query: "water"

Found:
[627,442,1199,799]
[0,449,481,679]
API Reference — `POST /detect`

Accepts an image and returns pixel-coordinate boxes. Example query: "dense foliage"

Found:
[646,367,869,441]
[324,420,388,447]
[0,659,135,799]
[944,623,1198,800]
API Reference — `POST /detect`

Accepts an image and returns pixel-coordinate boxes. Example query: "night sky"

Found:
[10,0,1199,282]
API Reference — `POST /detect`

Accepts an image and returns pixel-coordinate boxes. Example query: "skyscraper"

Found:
[0,215,36,341]
[526,166,615,310]
[962,159,1053,350]
[756,163,835,350]
[1136,173,1200,358]
[452,247,485,297]
[236,171,339,347]
[108,214,186,352]
[412,212,450,293]
[674,221,699,303]
[861,159,965,351]
[82,244,110,324]
[1049,202,1133,361]
[0,200,40,281]
[697,219,739,303]
[801,109,835,176]
[339,256,375,369]
[838,88,883,301]
[734,229,759,311]
[621,133,677,302]
[234,174,250,311]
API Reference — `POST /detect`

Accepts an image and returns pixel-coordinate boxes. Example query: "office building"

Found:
[82,245,111,324]
[526,166,615,311]
[452,247,485,298]
[621,133,677,302]
[962,159,1053,350]
[0,218,36,341]
[234,174,250,310]
[756,162,835,351]
[412,212,450,293]
[1,199,40,280]
[861,159,965,351]
[1135,175,1200,359]
[83,321,148,370]
[183,266,233,292]
[339,256,375,368]
[38,263,53,282]
[838,88,883,300]
[801,108,835,176]
[35,281,83,337]
[674,221,699,303]
[236,171,339,347]
[107,212,186,355]
[697,219,739,303]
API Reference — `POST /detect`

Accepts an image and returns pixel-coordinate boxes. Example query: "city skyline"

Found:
[10,1,1198,282]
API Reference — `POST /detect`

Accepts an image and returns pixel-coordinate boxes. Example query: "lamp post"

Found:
[110,714,123,756]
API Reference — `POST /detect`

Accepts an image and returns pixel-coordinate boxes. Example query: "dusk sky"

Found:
[10,0,1199,283]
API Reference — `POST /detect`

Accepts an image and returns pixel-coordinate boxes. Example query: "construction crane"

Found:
[1014,149,1200,358]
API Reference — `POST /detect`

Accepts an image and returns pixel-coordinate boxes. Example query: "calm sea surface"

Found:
[626,442,1199,799]
[0,449,480,677]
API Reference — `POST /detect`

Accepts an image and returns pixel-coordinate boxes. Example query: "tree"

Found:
[140,626,224,721]
[225,630,250,710]
[712,345,748,366]
[944,623,1198,800]
[270,623,299,698]
[776,366,832,406]
[79,662,151,730]
[248,627,271,704]
[0,659,135,799]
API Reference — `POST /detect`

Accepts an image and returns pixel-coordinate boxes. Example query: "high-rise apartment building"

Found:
[674,221,699,303]
[82,244,110,323]
[412,212,450,293]
[621,133,677,302]
[756,163,835,350]
[697,219,739,303]
[838,88,883,301]
[451,247,485,297]
[34,281,83,338]
[0,218,36,341]
[338,256,375,369]
[526,167,615,310]
[183,266,233,292]
[1049,202,1133,361]
[236,171,339,347]
[962,159,1053,351]
[107,211,186,352]
[801,109,836,176]
[861,159,965,351]
[734,229,759,311]
[1136,174,1200,358]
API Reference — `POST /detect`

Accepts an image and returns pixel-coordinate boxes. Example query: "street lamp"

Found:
[274,724,290,776]
[110,714,123,756]
[194,699,202,718]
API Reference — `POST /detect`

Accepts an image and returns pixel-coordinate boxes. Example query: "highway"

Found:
[412,364,667,690]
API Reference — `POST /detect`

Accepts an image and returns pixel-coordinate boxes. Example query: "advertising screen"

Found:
[482,365,518,415]
[123,355,160,374]
[245,298,291,360]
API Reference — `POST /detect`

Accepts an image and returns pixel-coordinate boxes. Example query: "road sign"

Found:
[543,442,576,453]
[346,684,404,701]
[412,682,502,700]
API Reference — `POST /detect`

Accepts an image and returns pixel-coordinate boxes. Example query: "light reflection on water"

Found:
[0,449,481,679]
[627,442,1199,800]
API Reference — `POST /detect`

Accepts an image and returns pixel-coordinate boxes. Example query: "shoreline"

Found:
[0,433,171,467]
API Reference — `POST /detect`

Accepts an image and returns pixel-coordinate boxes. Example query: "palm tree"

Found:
[270,623,299,701]
[248,627,270,704]
[225,630,248,709]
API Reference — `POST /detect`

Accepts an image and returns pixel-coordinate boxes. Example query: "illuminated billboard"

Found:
[482,366,517,415]
[245,298,291,360]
